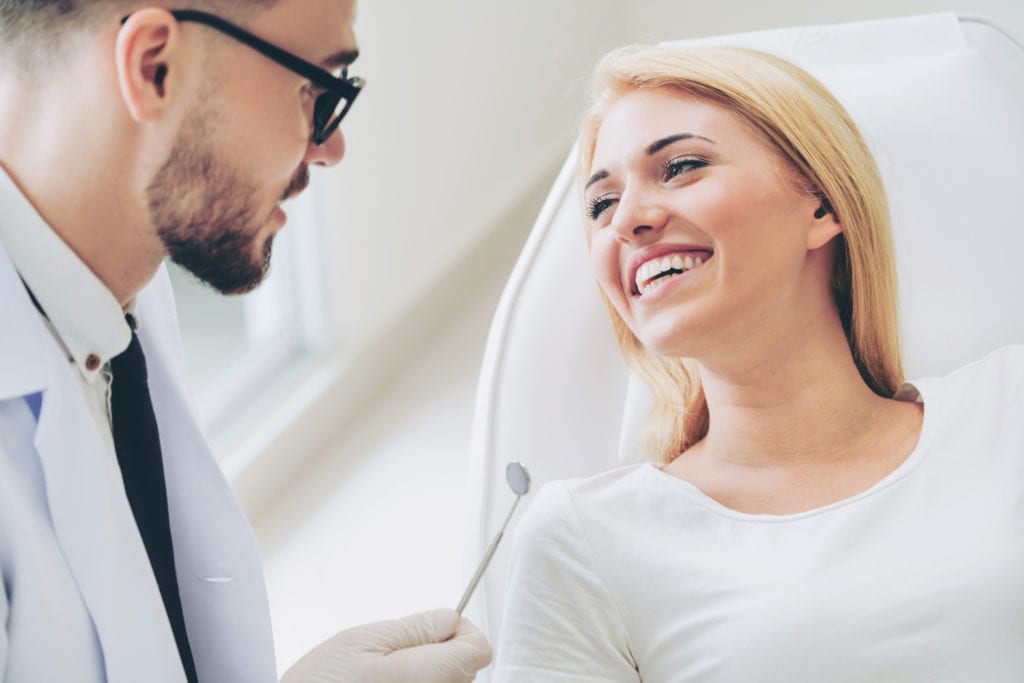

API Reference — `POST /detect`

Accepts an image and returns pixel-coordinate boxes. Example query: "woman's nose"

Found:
[611,190,669,243]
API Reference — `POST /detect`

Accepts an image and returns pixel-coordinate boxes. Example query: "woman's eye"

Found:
[587,195,618,221]
[664,156,708,181]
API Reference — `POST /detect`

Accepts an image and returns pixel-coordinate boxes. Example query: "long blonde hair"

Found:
[578,45,903,464]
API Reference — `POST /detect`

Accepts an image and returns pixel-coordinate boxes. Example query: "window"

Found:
[167,191,324,442]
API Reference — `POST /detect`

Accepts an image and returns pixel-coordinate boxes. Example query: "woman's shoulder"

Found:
[539,463,653,507]
[901,344,1024,405]
[516,464,653,539]
[896,346,1024,452]
[947,344,1024,381]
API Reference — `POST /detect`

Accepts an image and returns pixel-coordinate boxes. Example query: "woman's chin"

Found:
[632,310,714,359]
[637,330,705,361]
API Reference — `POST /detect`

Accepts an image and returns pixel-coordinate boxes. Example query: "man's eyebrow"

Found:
[321,48,360,70]
[645,133,714,156]
[585,169,609,191]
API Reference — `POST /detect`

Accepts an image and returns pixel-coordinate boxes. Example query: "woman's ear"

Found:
[807,195,842,250]
[115,8,181,122]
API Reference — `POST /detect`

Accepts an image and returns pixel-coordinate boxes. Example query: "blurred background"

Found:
[165,0,1024,674]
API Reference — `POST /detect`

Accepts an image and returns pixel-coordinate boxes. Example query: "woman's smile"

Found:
[634,252,713,298]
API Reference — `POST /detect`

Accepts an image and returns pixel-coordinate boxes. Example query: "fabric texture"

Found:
[494,346,1024,682]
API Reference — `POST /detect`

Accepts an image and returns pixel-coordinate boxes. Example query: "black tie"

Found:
[111,314,199,683]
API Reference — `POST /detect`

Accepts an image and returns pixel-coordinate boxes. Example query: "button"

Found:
[85,354,101,371]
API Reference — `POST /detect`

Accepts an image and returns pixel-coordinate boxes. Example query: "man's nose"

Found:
[305,127,346,167]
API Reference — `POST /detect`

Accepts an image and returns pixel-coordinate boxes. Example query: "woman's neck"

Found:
[695,314,891,470]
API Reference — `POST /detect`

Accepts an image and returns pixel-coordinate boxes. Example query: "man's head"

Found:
[0,0,358,297]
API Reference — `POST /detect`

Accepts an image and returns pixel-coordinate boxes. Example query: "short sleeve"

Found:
[492,482,638,682]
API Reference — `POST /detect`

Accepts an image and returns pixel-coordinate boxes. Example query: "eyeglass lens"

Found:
[313,92,351,143]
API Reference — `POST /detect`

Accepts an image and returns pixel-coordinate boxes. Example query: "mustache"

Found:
[281,165,310,202]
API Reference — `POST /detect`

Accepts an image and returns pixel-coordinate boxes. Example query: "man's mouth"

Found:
[634,250,713,296]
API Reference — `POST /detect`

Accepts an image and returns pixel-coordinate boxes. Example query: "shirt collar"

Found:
[0,165,133,382]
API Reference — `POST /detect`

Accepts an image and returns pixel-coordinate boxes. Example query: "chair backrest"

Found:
[464,12,1024,650]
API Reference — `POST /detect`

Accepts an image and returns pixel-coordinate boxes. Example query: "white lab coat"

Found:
[0,243,277,682]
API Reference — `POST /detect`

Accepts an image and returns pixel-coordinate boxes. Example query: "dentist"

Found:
[0,1,491,682]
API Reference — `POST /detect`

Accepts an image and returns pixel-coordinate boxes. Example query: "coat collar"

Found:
[0,166,131,384]
[0,246,47,403]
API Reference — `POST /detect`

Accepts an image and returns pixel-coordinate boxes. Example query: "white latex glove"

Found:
[281,608,492,683]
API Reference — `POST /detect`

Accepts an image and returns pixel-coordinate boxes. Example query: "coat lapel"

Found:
[32,347,189,682]
[137,266,277,683]
[0,246,186,682]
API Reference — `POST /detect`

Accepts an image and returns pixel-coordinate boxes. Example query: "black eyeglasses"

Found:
[123,9,364,145]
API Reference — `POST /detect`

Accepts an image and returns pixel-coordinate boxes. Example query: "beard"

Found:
[147,106,309,295]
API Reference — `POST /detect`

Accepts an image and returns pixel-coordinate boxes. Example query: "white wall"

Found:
[229,0,631,514]
[307,0,624,357]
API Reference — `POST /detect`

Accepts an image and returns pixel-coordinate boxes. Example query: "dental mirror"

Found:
[455,462,531,615]
[506,461,530,496]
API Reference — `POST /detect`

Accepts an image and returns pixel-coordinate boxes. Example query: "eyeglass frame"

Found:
[120,9,364,145]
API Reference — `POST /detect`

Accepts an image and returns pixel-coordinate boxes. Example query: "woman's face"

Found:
[585,88,839,360]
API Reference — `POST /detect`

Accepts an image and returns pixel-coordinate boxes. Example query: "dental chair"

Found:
[464,12,1024,674]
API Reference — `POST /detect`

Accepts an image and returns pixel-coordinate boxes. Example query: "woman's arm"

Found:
[493,482,639,682]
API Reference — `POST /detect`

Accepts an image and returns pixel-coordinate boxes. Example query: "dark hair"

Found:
[0,1,279,64]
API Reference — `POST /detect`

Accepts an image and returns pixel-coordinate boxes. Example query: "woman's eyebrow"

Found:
[587,133,716,190]
[585,169,609,190]
[645,132,715,156]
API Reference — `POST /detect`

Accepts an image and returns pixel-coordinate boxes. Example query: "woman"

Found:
[492,45,1024,682]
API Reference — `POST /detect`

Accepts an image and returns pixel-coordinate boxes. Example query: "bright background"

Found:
[166,0,1024,676]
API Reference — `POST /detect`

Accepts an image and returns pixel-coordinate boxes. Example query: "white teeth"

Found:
[634,252,711,295]
[643,272,675,295]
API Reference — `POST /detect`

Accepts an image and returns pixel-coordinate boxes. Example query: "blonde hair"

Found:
[579,45,903,464]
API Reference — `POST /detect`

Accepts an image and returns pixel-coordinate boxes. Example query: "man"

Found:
[0,1,492,681]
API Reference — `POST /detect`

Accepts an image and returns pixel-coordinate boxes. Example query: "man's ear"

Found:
[115,8,182,122]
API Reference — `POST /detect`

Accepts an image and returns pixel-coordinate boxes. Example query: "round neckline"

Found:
[644,378,943,523]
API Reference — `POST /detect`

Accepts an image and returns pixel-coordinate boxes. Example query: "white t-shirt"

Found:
[493,346,1024,682]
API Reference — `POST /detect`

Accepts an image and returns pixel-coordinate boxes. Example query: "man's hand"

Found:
[281,608,493,683]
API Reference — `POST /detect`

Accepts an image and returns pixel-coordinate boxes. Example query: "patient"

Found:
[492,45,1024,681]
